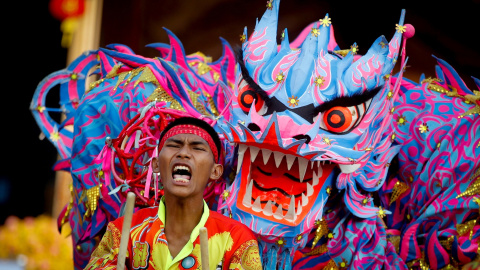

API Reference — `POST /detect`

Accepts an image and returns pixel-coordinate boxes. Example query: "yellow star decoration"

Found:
[288,95,299,107]
[276,237,286,247]
[391,133,396,142]
[327,231,335,239]
[378,206,387,218]
[396,24,406,34]
[396,115,407,126]
[50,131,60,142]
[276,71,285,83]
[70,73,78,80]
[97,170,104,179]
[311,27,320,37]
[323,136,331,145]
[387,91,394,100]
[295,234,303,243]
[240,33,246,43]
[419,123,429,133]
[339,258,349,269]
[390,107,396,114]
[350,44,359,55]
[326,186,332,195]
[314,75,325,87]
[281,30,285,41]
[222,190,230,200]
[266,0,273,10]
[362,197,369,205]
[36,105,45,113]
[319,15,331,27]
[379,41,388,49]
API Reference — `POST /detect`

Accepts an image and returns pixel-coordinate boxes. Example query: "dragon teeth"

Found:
[236,144,334,222]
[273,203,284,220]
[338,163,361,174]
[252,196,262,212]
[261,149,272,165]
[242,179,253,207]
[284,195,297,222]
[285,154,296,170]
[273,151,284,168]
[263,200,273,216]
[249,146,260,162]
[297,200,303,216]
[312,170,320,186]
[302,192,308,206]
[307,182,314,196]
[237,144,247,174]
[298,157,308,182]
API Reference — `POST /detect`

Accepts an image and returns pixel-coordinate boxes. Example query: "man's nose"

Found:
[176,145,192,158]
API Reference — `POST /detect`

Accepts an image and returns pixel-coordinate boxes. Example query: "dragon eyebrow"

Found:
[234,46,271,106]
[312,86,383,115]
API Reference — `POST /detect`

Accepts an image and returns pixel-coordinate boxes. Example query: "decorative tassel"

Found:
[456,219,476,239]
[389,181,409,205]
[325,259,339,270]
[312,217,329,249]
[83,185,100,219]
[456,168,480,198]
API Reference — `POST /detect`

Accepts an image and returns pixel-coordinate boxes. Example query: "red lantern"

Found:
[49,0,85,21]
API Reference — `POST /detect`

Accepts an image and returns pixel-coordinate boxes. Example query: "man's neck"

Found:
[163,196,204,258]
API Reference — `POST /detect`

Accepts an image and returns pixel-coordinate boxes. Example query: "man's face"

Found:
[153,133,223,200]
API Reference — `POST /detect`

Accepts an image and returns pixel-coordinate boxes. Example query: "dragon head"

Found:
[219,0,407,256]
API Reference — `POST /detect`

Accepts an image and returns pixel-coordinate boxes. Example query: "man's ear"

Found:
[210,164,223,181]
[152,157,160,173]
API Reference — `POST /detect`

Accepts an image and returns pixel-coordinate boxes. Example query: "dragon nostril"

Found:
[293,134,311,144]
[247,123,261,132]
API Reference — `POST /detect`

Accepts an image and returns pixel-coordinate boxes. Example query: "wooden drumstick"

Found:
[117,192,136,270]
[199,227,209,270]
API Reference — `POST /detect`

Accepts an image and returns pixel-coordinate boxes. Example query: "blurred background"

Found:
[1,0,479,268]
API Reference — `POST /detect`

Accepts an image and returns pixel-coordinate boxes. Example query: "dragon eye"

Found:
[238,83,264,113]
[322,104,366,133]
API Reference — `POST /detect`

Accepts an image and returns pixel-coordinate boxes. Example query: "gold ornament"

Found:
[389,181,409,205]
[311,218,328,249]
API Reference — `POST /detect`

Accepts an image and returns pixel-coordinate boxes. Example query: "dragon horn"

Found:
[317,13,331,55]
[383,9,406,73]
[244,0,280,70]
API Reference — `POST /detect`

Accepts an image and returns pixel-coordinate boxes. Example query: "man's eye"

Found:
[166,144,180,148]
[194,147,206,151]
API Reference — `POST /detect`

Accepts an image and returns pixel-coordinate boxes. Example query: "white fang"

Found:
[285,154,296,170]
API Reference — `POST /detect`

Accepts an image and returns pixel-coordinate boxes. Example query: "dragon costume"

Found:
[31,0,479,269]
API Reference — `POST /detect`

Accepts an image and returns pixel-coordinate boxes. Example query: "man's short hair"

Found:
[158,117,222,162]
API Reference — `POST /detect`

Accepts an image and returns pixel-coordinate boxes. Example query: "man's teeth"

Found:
[238,145,329,222]
[173,165,190,173]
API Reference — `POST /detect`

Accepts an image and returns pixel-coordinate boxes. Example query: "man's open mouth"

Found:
[172,164,192,183]
[236,144,335,224]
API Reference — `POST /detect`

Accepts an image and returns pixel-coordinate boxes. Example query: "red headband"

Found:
[158,124,219,162]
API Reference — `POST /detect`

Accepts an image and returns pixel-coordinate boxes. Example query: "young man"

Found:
[85,117,262,269]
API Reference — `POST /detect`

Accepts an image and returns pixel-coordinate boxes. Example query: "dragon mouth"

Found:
[235,144,335,225]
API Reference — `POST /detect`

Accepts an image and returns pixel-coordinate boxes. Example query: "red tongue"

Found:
[173,174,191,180]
